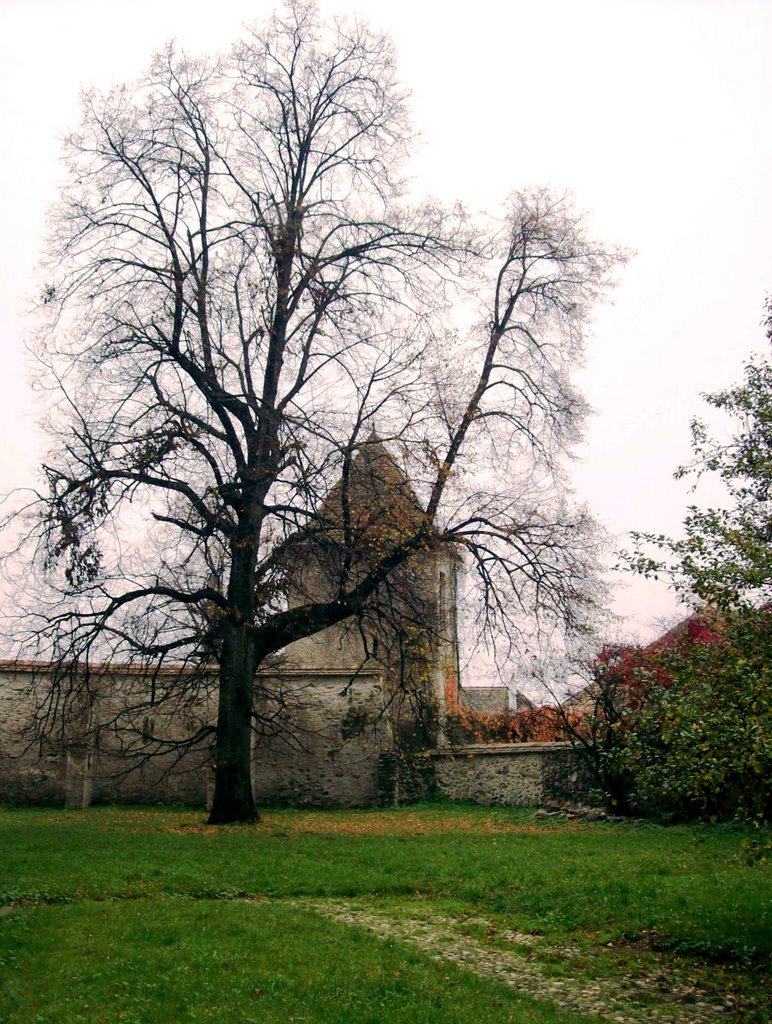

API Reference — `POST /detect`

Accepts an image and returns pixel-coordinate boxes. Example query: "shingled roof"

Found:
[319,432,427,545]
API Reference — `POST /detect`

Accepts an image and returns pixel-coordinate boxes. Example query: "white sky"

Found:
[1,0,770,642]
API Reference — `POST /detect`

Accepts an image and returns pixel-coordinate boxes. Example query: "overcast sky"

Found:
[1,0,770,641]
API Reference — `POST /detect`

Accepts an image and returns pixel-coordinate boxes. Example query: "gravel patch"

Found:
[288,898,735,1024]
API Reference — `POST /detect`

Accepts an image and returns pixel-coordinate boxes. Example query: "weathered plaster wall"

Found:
[0,666,66,804]
[1,663,595,811]
[0,662,213,808]
[86,748,210,807]
[252,670,391,807]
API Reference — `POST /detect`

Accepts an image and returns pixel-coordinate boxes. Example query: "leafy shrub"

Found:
[623,608,771,822]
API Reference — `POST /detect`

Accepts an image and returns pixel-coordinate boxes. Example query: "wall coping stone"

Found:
[257,669,383,679]
[427,742,574,757]
[0,661,383,683]
[0,660,205,678]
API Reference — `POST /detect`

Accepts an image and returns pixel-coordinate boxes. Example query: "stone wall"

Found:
[0,664,66,805]
[433,744,545,805]
[379,743,593,808]
[252,670,391,807]
[541,744,598,806]
[85,747,210,807]
[433,743,592,807]
[377,752,436,804]
[0,661,213,808]
[1,661,595,811]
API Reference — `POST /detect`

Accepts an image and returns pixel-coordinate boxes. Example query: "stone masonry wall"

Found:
[377,752,436,805]
[0,662,213,808]
[432,745,544,805]
[1,662,594,811]
[379,743,593,808]
[0,666,66,805]
[541,744,598,806]
[252,670,391,807]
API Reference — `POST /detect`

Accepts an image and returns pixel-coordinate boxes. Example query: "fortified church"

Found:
[0,438,528,810]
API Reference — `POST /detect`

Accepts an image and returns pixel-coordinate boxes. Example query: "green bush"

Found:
[623,610,771,822]
[617,328,771,823]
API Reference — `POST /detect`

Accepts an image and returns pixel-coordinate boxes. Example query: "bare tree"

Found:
[4,2,623,822]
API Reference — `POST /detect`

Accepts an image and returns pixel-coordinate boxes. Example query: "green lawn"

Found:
[0,804,769,1023]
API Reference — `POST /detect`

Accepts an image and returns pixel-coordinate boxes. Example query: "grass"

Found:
[0,900,605,1024]
[0,803,770,1023]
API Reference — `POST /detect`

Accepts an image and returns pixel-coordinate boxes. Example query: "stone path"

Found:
[289,898,736,1024]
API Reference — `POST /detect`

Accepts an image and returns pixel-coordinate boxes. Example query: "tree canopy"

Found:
[606,305,772,822]
[624,313,771,609]
[4,2,623,822]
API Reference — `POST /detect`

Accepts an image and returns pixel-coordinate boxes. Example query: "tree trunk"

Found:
[208,574,259,823]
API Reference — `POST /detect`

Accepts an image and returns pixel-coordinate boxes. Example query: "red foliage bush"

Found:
[450,610,733,754]
[450,704,581,744]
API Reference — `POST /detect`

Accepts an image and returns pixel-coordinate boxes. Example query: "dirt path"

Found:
[289,898,737,1024]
